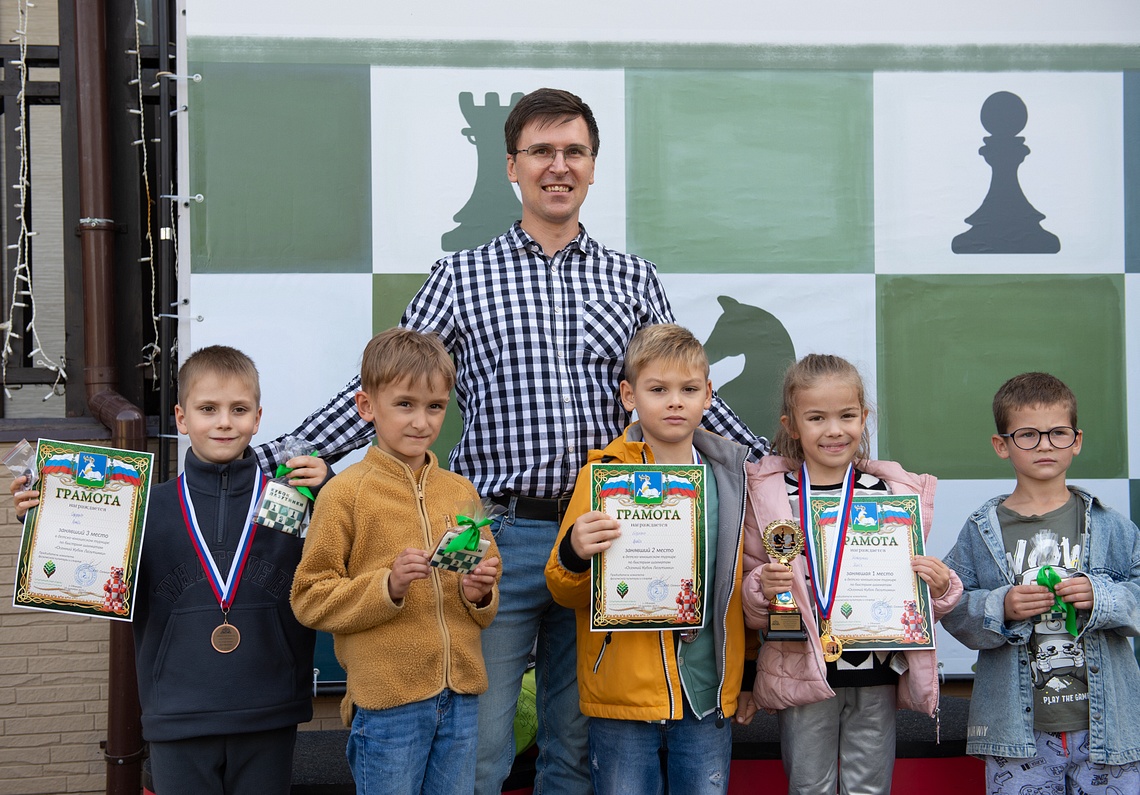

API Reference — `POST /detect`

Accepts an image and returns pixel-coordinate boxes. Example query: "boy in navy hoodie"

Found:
[13,346,326,795]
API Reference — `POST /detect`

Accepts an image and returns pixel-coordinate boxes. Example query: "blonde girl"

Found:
[739,354,962,794]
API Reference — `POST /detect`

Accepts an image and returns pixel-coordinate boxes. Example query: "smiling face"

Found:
[992,402,1082,490]
[620,363,712,463]
[355,375,450,470]
[507,115,595,237]
[782,375,868,484]
[174,372,262,465]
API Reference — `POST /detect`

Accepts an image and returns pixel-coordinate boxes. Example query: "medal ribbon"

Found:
[178,471,266,610]
[798,463,856,623]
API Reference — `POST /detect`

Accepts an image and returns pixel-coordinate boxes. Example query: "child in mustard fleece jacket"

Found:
[291,328,500,795]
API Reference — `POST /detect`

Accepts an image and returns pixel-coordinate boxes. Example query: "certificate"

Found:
[590,463,707,632]
[807,493,935,652]
[13,440,152,621]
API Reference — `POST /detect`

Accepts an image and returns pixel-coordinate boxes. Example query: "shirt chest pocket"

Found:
[580,298,637,361]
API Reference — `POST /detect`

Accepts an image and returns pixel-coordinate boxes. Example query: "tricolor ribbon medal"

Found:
[443,514,493,554]
[799,463,856,663]
[178,471,266,653]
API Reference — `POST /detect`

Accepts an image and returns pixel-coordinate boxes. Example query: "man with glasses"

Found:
[258,87,766,794]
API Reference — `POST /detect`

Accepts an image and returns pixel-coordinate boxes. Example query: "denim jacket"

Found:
[942,487,1140,764]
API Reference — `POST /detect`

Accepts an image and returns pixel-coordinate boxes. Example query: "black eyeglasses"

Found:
[998,426,1079,450]
[509,144,595,163]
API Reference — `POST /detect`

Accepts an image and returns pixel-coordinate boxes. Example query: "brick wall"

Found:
[0,441,344,794]
[0,445,106,795]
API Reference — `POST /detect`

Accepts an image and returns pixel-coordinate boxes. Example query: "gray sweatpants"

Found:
[983,729,1140,795]
[777,684,896,795]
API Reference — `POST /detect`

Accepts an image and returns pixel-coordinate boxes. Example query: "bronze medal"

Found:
[211,622,241,653]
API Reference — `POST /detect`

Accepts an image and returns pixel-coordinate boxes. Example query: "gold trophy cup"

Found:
[761,519,809,641]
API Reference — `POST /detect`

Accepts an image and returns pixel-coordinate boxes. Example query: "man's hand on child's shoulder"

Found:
[462,556,499,607]
[1004,583,1056,622]
[1053,574,1094,611]
[285,454,328,490]
[10,474,39,520]
[569,511,621,560]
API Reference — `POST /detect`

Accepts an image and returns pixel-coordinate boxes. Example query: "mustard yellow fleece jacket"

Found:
[291,446,499,725]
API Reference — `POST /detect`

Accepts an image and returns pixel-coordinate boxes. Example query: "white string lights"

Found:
[1,0,67,401]
[131,1,162,382]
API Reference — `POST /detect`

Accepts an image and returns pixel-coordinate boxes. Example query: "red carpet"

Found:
[504,755,985,794]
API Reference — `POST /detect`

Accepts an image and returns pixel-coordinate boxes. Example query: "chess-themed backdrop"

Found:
[177,1,1140,675]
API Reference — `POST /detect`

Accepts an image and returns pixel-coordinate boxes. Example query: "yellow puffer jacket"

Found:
[544,424,749,721]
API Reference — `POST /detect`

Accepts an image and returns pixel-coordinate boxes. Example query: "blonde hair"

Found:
[177,346,260,406]
[992,372,1077,432]
[624,324,709,384]
[360,328,455,395]
[772,353,872,465]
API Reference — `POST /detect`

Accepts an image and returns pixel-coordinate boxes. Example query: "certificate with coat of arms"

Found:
[807,493,935,652]
[13,440,152,621]
[589,463,707,632]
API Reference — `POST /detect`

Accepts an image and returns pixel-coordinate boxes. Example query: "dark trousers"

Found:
[148,725,297,795]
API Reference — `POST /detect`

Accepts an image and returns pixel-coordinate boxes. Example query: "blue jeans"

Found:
[588,704,732,795]
[475,510,590,795]
[347,690,478,795]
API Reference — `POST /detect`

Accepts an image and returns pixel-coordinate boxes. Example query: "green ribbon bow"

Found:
[274,453,317,501]
[444,514,492,553]
[1036,564,1079,637]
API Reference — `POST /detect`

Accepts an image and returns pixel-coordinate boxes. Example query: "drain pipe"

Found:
[74,3,146,794]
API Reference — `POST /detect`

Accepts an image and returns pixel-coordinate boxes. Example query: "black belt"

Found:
[490,493,573,523]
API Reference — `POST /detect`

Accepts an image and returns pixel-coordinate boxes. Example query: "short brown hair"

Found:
[772,354,872,465]
[177,345,260,406]
[504,88,600,156]
[360,328,455,395]
[992,372,1078,432]
[624,324,709,385]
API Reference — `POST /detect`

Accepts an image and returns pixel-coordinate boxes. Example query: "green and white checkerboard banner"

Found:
[179,9,1140,674]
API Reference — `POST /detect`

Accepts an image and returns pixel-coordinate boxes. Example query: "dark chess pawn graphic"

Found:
[441,91,524,252]
[952,91,1061,254]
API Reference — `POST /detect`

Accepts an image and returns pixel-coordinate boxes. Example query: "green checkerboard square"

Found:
[373,273,461,460]
[626,70,872,274]
[877,274,1126,479]
[189,62,372,274]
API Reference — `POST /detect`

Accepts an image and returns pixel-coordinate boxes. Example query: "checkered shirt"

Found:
[255,223,768,497]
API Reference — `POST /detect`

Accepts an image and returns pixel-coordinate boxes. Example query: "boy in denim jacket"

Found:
[943,373,1140,792]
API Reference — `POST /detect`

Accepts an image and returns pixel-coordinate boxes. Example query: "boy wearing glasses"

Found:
[942,372,1140,793]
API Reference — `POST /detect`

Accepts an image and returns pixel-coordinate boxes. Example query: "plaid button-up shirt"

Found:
[256,223,767,497]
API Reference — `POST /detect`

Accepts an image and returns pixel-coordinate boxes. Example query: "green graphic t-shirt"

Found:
[997,494,1089,733]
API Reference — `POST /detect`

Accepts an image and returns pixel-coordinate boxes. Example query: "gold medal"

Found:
[819,620,843,662]
[211,622,240,653]
[820,633,843,662]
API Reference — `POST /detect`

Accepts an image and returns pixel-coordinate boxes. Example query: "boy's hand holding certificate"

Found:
[12,440,152,621]
[589,463,707,632]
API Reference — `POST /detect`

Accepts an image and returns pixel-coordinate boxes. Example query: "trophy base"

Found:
[764,628,810,642]
[765,611,808,642]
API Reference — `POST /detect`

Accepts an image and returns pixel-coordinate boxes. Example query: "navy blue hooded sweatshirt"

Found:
[132,448,314,742]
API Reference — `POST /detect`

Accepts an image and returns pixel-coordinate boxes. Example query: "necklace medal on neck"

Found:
[178,471,265,653]
[799,463,856,664]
